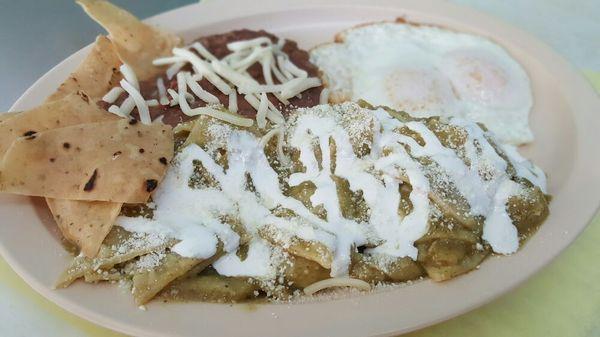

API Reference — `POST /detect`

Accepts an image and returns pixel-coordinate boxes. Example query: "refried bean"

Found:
[102,29,323,127]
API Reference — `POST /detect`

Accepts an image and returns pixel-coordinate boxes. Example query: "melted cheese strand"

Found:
[304,278,371,295]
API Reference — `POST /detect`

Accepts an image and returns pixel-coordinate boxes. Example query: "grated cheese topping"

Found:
[118,103,547,282]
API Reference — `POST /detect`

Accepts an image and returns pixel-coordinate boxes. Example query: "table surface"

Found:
[0,1,599,336]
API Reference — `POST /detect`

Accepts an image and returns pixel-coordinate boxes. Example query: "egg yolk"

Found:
[445,51,509,106]
[383,68,456,115]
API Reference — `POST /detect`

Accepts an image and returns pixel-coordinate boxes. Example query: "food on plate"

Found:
[310,21,534,145]
[0,0,550,307]
[56,101,548,304]
[0,119,173,202]
[47,35,122,102]
[77,0,183,80]
[100,28,324,127]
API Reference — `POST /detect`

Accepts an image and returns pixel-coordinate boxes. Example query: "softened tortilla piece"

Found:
[131,253,203,305]
[46,35,122,103]
[0,119,173,203]
[55,226,175,288]
[0,92,117,157]
[77,0,182,81]
[47,199,122,257]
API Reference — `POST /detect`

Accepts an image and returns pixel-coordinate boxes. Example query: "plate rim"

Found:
[2,1,600,336]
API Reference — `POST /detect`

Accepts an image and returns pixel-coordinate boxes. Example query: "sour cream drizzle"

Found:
[117,103,547,279]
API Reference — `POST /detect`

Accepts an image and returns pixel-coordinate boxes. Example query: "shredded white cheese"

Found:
[120,64,139,90]
[156,78,169,105]
[319,88,330,105]
[191,41,217,61]
[102,87,124,104]
[184,72,220,105]
[120,79,151,124]
[227,37,272,51]
[304,278,371,295]
[228,91,238,113]
[256,92,269,128]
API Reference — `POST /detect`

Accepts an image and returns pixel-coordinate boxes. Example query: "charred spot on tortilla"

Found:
[63,142,71,149]
[128,118,138,125]
[145,179,158,192]
[139,148,145,154]
[83,169,98,192]
[22,130,37,137]
[77,90,90,103]
[159,157,168,165]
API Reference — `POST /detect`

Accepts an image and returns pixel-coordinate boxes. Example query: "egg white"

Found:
[310,22,534,144]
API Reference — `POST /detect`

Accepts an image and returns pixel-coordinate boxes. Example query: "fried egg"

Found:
[310,22,534,144]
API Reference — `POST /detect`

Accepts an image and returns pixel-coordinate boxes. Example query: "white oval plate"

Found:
[1,1,599,336]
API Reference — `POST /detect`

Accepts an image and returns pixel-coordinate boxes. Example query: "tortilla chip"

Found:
[42,34,123,258]
[47,199,122,257]
[0,119,173,203]
[0,94,118,259]
[0,92,116,157]
[0,112,18,123]
[46,36,122,103]
[77,0,182,80]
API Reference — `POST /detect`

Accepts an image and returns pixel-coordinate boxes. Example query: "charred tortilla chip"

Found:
[0,92,116,157]
[43,34,123,257]
[46,35,122,103]
[47,199,122,257]
[0,93,119,257]
[77,0,182,80]
[0,119,173,203]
